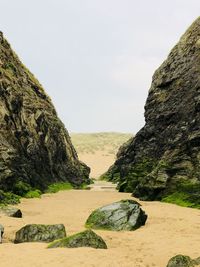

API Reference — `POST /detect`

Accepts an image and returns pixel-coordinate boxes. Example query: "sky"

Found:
[0,0,200,133]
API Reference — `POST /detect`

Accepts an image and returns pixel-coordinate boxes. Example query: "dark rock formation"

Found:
[166,255,200,267]
[106,17,200,205]
[0,32,90,195]
[0,206,22,218]
[0,224,4,243]
[14,224,66,243]
[48,229,107,249]
[85,199,147,231]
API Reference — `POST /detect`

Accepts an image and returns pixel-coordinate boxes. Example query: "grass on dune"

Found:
[70,132,133,155]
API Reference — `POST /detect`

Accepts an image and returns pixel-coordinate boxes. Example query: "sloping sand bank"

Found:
[0,190,199,267]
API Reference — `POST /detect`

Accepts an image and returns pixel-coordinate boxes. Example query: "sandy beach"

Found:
[78,150,115,178]
[0,188,199,267]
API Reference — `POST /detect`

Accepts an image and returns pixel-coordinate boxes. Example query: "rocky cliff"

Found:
[0,32,90,195]
[106,18,200,206]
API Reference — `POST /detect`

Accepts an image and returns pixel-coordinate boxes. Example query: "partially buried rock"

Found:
[0,206,22,218]
[85,199,147,231]
[14,224,66,243]
[166,255,200,267]
[48,229,107,249]
[0,224,4,243]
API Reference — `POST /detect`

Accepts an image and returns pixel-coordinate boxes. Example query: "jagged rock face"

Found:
[107,18,200,202]
[0,32,90,192]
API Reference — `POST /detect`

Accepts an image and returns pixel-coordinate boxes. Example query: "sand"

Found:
[0,189,199,267]
[0,148,199,267]
[78,150,115,178]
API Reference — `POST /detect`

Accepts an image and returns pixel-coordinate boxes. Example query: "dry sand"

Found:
[0,189,199,267]
[78,150,115,178]
[0,146,199,267]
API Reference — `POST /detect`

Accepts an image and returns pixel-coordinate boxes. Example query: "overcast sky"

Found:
[0,0,200,133]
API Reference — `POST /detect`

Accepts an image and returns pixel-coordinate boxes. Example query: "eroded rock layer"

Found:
[0,32,89,193]
[106,18,200,204]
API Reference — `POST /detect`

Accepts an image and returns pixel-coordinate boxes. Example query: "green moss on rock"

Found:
[166,255,200,267]
[48,229,107,249]
[24,189,42,198]
[85,199,147,231]
[45,182,73,193]
[162,181,200,209]
[14,224,66,243]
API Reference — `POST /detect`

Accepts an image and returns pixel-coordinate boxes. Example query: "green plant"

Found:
[0,190,21,205]
[24,189,42,198]
[45,182,73,193]
[13,181,32,196]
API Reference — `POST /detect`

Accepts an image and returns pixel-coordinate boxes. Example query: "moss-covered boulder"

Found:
[0,206,22,218]
[105,17,200,206]
[166,255,200,267]
[14,224,66,243]
[0,32,90,201]
[48,229,107,249]
[85,199,147,231]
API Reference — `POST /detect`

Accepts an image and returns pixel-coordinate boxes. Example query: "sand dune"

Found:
[78,150,115,178]
[70,132,132,178]
[0,189,199,267]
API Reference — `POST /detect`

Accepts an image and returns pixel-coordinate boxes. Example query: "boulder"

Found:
[48,229,107,249]
[105,17,200,205]
[85,199,147,231]
[0,206,22,218]
[14,224,66,243]
[166,255,200,267]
